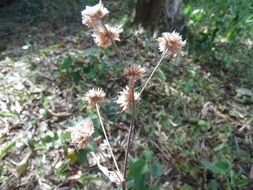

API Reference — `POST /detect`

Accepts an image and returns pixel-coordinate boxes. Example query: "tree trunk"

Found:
[134,0,184,32]
[0,0,16,7]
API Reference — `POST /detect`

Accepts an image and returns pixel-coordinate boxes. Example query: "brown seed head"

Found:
[115,86,139,112]
[68,117,94,149]
[85,88,106,107]
[157,31,186,54]
[92,25,123,48]
[81,0,109,28]
[124,65,145,81]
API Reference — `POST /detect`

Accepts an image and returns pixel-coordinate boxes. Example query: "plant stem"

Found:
[122,80,136,190]
[139,50,168,96]
[122,51,168,187]
[99,19,126,67]
[96,104,121,175]
[123,104,135,177]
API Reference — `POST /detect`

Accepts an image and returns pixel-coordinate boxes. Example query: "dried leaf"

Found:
[93,153,123,184]
[16,151,32,176]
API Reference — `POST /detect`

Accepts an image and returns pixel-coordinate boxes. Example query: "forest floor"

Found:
[1,2,253,190]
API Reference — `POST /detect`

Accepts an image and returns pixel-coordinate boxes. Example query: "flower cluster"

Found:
[157,31,186,54]
[114,65,145,112]
[116,86,140,112]
[68,117,94,149]
[123,65,145,81]
[81,0,122,48]
[81,0,109,28]
[85,87,106,107]
[92,25,123,48]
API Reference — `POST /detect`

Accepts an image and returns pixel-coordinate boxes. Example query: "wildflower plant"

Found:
[81,0,109,28]
[68,117,94,149]
[68,0,186,189]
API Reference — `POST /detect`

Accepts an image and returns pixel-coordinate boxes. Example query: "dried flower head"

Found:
[116,86,139,112]
[85,88,106,107]
[81,0,109,28]
[92,25,123,48]
[124,65,145,81]
[157,31,186,54]
[69,117,94,149]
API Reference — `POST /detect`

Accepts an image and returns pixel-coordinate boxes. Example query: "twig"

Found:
[96,104,121,174]
[47,109,72,118]
[139,50,168,96]
[123,104,135,176]
[122,80,136,190]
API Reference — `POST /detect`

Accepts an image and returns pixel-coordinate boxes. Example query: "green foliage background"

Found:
[183,0,253,86]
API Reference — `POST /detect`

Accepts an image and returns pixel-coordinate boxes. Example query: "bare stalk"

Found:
[96,104,121,174]
[123,103,135,176]
[122,80,136,190]
[99,19,126,67]
[139,50,168,96]
[122,51,168,188]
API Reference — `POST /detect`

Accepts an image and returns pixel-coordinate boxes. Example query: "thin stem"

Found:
[99,19,126,67]
[122,51,168,187]
[96,104,121,175]
[139,50,168,96]
[122,80,136,188]
[123,105,135,177]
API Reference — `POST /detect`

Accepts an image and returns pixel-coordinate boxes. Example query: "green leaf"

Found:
[0,141,16,159]
[78,173,96,185]
[208,179,219,190]
[55,161,68,179]
[0,111,17,118]
[191,9,204,22]
[213,142,226,152]
[183,4,192,16]
[187,118,208,127]
[201,158,230,174]
[157,68,166,83]
[183,79,195,93]
[201,160,218,172]
[128,159,148,178]
[182,184,194,190]
[233,173,250,187]
[126,179,134,189]
[59,131,71,143]
[150,164,164,177]
[41,135,55,144]
[143,149,153,161]
[77,149,88,164]
[133,174,146,190]
[197,120,208,127]
[28,139,36,151]
[149,185,160,190]
[85,47,99,56]
[215,158,230,173]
